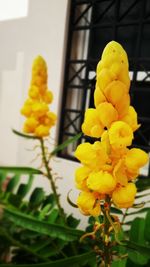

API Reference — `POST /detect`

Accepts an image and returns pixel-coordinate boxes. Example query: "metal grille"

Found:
[58,0,150,168]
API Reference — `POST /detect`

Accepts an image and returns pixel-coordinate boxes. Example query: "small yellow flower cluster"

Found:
[75,41,149,216]
[21,56,57,137]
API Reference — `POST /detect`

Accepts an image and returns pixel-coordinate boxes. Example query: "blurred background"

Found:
[0,0,149,223]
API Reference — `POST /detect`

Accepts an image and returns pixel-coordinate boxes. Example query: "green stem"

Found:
[122,208,128,224]
[103,196,111,267]
[40,138,66,223]
[40,139,78,256]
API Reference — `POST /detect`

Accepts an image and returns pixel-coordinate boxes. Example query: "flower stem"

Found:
[40,138,66,223]
[103,196,112,267]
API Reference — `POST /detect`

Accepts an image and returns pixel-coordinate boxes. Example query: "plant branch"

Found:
[103,196,112,267]
[40,138,66,223]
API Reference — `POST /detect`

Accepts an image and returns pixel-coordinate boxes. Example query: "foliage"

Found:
[0,132,95,266]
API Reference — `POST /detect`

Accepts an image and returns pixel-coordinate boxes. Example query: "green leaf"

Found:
[128,217,149,264]
[17,174,34,199]
[47,209,59,223]
[3,207,84,241]
[38,239,67,258]
[0,251,95,267]
[29,188,45,208]
[67,214,80,228]
[0,166,43,175]
[124,240,150,260]
[42,194,56,209]
[110,206,123,215]
[126,258,147,267]
[111,259,127,267]
[0,172,6,191]
[6,174,20,192]
[51,133,82,155]
[39,204,52,220]
[136,192,150,199]
[145,210,150,242]
[136,176,150,192]
[12,128,40,140]
[6,193,22,208]
[126,207,150,216]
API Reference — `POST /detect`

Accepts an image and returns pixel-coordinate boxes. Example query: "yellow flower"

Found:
[96,68,114,93]
[96,41,130,90]
[35,125,50,137]
[21,56,56,137]
[94,80,130,119]
[75,166,91,190]
[94,84,106,107]
[20,99,33,117]
[112,183,137,208]
[87,171,116,194]
[108,121,133,149]
[113,159,128,186]
[115,94,130,118]
[82,108,104,138]
[122,106,140,131]
[101,41,128,67]
[118,69,130,91]
[23,117,39,133]
[125,148,149,174]
[43,112,57,126]
[74,142,109,170]
[97,102,118,128]
[100,41,129,74]
[28,85,40,99]
[32,56,47,83]
[43,90,53,104]
[77,191,101,216]
[32,102,49,118]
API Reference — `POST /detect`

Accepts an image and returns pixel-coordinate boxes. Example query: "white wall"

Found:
[0,0,87,225]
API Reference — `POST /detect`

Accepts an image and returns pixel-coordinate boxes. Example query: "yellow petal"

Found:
[101,130,111,154]
[125,148,149,173]
[118,70,130,90]
[97,102,118,128]
[35,125,50,137]
[23,117,39,133]
[74,143,97,168]
[42,90,53,104]
[32,102,49,118]
[113,159,128,186]
[108,121,133,149]
[28,85,40,99]
[104,80,129,103]
[96,68,114,92]
[81,108,104,138]
[101,41,128,67]
[112,183,137,208]
[77,191,101,216]
[94,84,106,107]
[87,171,116,194]
[75,166,91,190]
[122,106,140,131]
[115,94,130,118]
[74,141,109,170]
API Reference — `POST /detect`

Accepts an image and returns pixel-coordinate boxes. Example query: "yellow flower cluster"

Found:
[21,56,57,137]
[75,41,149,216]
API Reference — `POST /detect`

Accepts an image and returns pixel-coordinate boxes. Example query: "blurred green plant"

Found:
[0,132,97,266]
